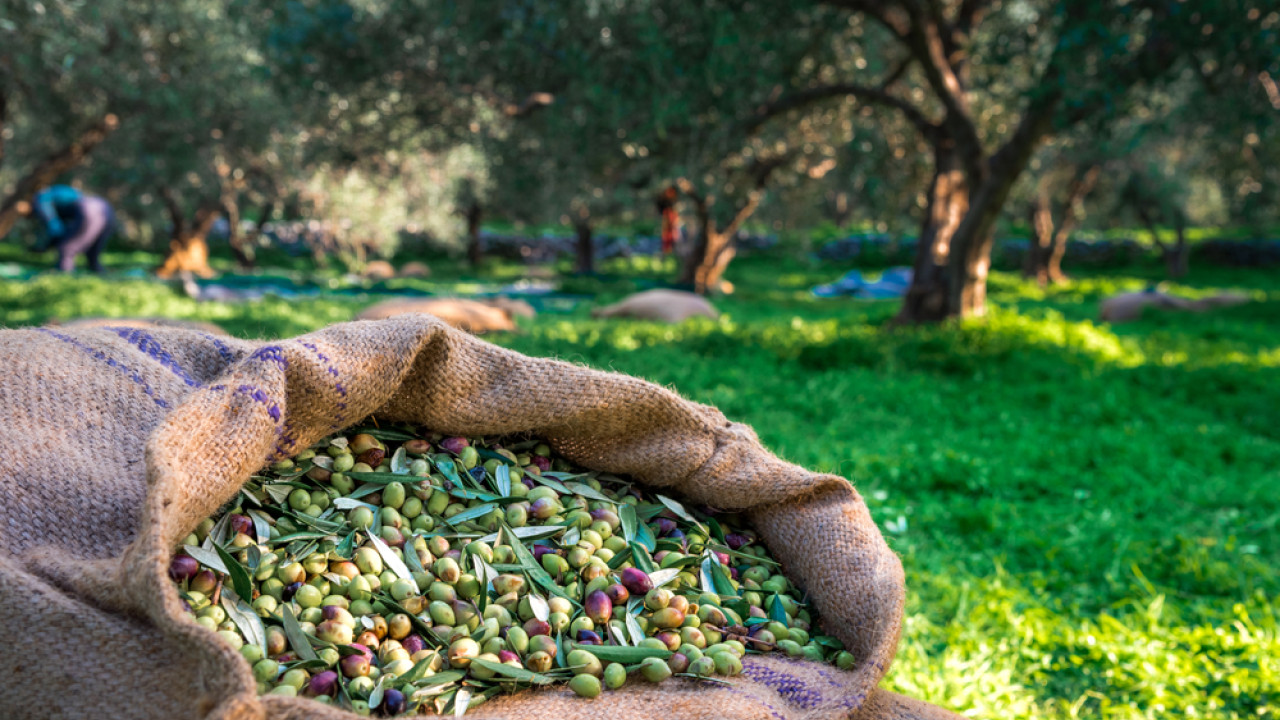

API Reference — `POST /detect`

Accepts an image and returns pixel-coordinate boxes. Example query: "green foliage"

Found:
[0,252,1275,717]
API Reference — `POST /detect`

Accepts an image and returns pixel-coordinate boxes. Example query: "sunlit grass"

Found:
[0,252,1276,718]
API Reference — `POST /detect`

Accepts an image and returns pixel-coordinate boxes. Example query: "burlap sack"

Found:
[0,316,962,720]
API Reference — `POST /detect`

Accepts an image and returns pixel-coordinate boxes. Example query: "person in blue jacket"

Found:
[21,184,116,272]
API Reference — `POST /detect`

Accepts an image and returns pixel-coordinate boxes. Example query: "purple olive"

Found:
[575,630,602,645]
[169,555,199,582]
[439,437,469,454]
[529,498,559,520]
[404,439,432,455]
[725,533,749,550]
[307,670,339,696]
[402,635,426,655]
[653,518,677,536]
[532,545,557,560]
[620,568,653,596]
[522,477,536,489]
[358,447,386,467]
[667,653,690,674]
[584,590,613,624]
[604,583,630,605]
[530,455,551,472]
[229,514,254,536]
[380,688,406,716]
[498,650,521,664]
[283,582,302,601]
[523,619,552,637]
[340,653,371,678]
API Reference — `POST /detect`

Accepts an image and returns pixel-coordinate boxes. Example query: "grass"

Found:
[1,246,1276,718]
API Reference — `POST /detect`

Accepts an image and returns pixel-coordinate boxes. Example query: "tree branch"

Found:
[503,92,555,118]
[821,0,911,39]
[747,82,937,137]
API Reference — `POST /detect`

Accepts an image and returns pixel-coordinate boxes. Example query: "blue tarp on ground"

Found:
[812,267,913,299]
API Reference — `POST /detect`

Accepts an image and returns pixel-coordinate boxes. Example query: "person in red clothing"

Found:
[656,186,679,254]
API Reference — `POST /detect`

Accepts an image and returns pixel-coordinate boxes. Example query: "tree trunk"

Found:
[0,113,119,240]
[1166,219,1190,278]
[1024,193,1054,285]
[678,197,715,290]
[221,189,255,269]
[156,189,218,279]
[0,90,8,170]
[896,148,969,322]
[465,202,483,269]
[574,221,594,274]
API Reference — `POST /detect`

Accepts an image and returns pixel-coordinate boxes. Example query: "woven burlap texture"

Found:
[0,315,962,720]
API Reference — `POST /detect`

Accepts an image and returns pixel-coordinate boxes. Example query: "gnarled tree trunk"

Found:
[677,180,763,295]
[465,202,483,269]
[0,113,119,240]
[896,148,969,322]
[574,220,594,274]
[155,188,219,279]
[1023,164,1099,285]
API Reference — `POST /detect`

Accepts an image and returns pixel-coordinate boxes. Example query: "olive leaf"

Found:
[564,482,614,503]
[246,509,274,543]
[469,659,556,685]
[281,605,319,661]
[181,544,228,574]
[620,504,638,544]
[390,446,410,475]
[333,497,379,512]
[444,502,499,527]
[625,611,646,645]
[366,531,419,593]
[576,645,672,663]
[529,474,571,494]
[351,427,417,442]
[263,484,297,505]
[630,542,657,573]
[634,520,658,552]
[656,494,703,529]
[214,543,254,603]
[527,592,550,622]
[453,687,472,718]
[477,449,517,466]
[769,593,788,624]
[220,588,266,653]
[648,568,681,588]
[494,464,511,497]
[479,525,563,544]
[706,516,727,545]
[368,676,386,710]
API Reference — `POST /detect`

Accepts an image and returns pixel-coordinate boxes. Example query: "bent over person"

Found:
[23,184,116,272]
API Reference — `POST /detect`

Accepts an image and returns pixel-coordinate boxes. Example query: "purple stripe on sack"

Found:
[249,345,288,368]
[300,341,348,430]
[109,328,204,388]
[39,328,170,408]
[740,662,823,709]
[200,333,236,362]
[209,384,282,423]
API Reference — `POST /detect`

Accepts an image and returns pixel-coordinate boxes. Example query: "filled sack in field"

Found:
[0,317,962,720]
[356,297,519,333]
[484,295,537,318]
[1189,291,1251,311]
[362,260,397,281]
[400,261,432,278]
[1100,289,1251,323]
[47,315,230,336]
[592,289,719,323]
